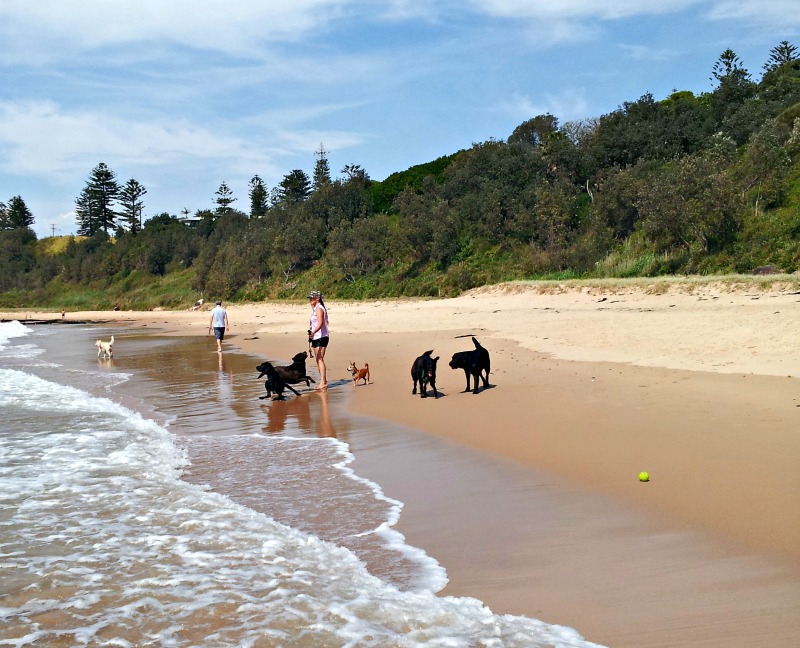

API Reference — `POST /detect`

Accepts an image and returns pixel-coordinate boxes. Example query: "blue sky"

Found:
[1,1,798,238]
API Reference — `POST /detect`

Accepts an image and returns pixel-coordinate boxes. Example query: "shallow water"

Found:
[0,321,601,647]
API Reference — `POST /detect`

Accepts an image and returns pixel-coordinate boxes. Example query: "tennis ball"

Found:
[638,471,650,482]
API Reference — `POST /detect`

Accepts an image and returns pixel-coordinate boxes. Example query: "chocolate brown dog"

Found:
[347,362,371,386]
[273,352,316,388]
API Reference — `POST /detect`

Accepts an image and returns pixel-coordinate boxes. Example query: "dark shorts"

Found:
[310,336,329,348]
[214,327,226,340]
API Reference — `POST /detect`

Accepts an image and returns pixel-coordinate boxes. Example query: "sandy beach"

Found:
[4,278,800,647]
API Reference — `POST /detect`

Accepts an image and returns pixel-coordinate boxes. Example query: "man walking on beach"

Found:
[208,300,229,353]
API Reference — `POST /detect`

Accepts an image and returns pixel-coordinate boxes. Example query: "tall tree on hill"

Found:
[341,164,369,187]
[119,178,147,233]
[248,175,268,218]
[508,114,559,146]
[313,143,332,189]
[76,163,119,235]
[711,49,754,107]
[278,169,312,204]
[214,181,237,216]
[710,49,757,143]
[0,200,6,229]
[5,196,34,229]
[764,41,799,72]
[75,186,98,236]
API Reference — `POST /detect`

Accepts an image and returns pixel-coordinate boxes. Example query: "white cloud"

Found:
[0,99,368,192]
[500,89,590,125]
[620,44,679,62]
[708,0,800,25]
[0,101,276,179]
[0,0,355,64]
[470,0,699,21]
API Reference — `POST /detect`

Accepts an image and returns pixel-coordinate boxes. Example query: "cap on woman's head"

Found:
[308,290,321,299]
[215,300,222,305]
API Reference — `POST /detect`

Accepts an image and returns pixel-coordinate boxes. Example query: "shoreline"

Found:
[3,282,799,646]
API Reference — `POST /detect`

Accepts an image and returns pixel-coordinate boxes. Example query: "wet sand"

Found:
[4,279,800,646]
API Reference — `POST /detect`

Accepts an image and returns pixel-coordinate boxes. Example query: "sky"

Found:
[1,1,798,239]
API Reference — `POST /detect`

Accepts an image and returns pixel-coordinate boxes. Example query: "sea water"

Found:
[0,321,601,647]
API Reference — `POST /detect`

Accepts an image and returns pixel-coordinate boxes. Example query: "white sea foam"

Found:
[0,319,31,345]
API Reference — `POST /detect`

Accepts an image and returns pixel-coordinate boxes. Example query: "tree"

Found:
[6,196,34,229]
[764,41,799,72]
[313,143,332,189]
[712,49,750,85]
[76,163,119,235]
[248,175,268,218]
[75,186,98,236]
[89,162,119,233]
[278,169,312,204]
[341,164,369,185]
[0,200,9,229]
[214,181,237,216]
[508,114,559,146]
[119,179,147,233]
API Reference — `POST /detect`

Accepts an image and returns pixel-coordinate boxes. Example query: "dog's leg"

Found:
[285,384,301,397]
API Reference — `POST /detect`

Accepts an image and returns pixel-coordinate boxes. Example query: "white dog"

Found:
[95,335,114,359]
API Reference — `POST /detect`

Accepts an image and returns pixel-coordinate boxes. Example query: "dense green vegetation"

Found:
[2,45,799,309]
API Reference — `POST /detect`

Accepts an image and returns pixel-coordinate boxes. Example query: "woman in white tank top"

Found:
[308,290,329,389]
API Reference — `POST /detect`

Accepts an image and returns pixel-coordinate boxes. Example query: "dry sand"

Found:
[5,278,800,647]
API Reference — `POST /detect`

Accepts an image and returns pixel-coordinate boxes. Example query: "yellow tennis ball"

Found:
[638,471,650,482]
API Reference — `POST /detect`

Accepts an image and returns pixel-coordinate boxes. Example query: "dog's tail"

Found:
[110,336,115,345]
[471,337,482,349]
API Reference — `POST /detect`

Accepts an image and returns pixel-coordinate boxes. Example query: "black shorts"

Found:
[310,336,329,348]
[214,327,226,340]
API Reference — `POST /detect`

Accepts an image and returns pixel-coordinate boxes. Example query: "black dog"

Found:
[449,337,491,394]
[256,361,301,400]
[273,352,316,388]
[411,350,439,398]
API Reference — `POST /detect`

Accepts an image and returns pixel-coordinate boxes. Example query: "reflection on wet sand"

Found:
[262,393,312,434]
[217,352,233,402]
[261,387,338,439]
[316,389,335,438]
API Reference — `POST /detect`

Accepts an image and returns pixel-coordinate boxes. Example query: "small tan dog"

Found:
[347,362,370,386]
[95,335,114,359]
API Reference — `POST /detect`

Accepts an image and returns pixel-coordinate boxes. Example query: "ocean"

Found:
[0,320,601,647]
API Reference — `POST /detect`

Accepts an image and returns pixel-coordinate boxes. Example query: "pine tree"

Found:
[119,178,147,233]
[764,41,799,72]
[6,196,34,229]
[75,163,119,235]
[313,143,332,189]
[75,186,99,236]
[248,175,268,218]
[215,181,237,216]
[278,170,312,204]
